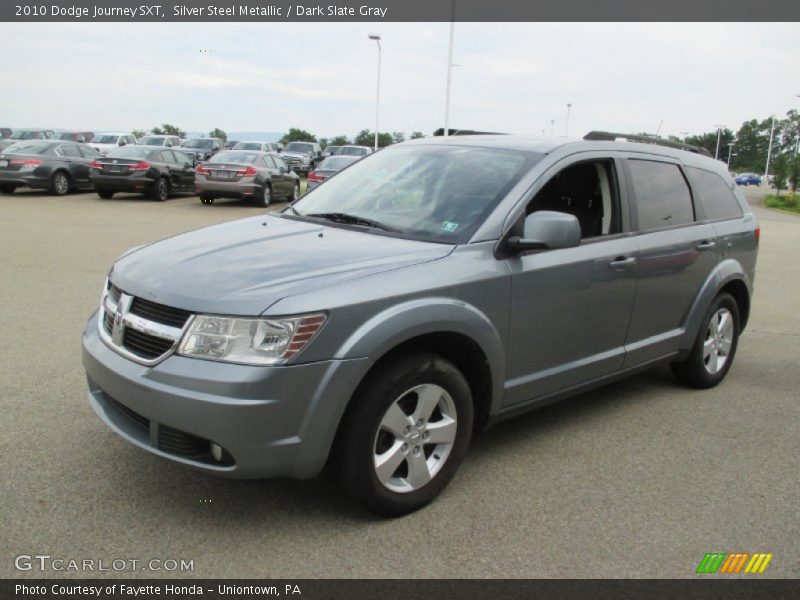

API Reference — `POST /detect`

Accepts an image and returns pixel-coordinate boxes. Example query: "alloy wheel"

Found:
[703,307,734,374]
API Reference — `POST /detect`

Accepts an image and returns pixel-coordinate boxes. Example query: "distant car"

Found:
[224,140,238,150]
[233,141,282,153]
[89,132,138,156]
[194,150,300,207]
[89,146,195,201]
[8,128,55,140]
[306,155,360,191]
[0,140,99,195]
[735,173,761,186]
[57,131,95,143]
[0,139,15,152]
[337,145,373,158]
[322,145,343,158]
[281,141,322,175]
[0,128,12,139]
[180,137,224,163]
[137,135,182,148]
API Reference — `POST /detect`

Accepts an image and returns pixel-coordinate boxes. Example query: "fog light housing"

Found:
[210,443,223,462]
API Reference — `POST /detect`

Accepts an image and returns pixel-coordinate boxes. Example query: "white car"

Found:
[88,132,138,156]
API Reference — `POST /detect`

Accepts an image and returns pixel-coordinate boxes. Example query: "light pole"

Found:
[714,124,725,160]
[564,103,572,136]
[764,116,775,181]
[368,34,381,151]
[443,4,456,137]
[681,131,689,143]
[727,140,736,169]
[550,120,555,136]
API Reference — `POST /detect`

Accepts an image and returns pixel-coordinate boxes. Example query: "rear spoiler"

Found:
[583,131,712,157]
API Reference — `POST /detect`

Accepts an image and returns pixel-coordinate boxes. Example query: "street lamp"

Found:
[565,103,572,136]
[443,18,456,137]
[727,140,736,169]
[550,120,555,136]
[714,124,725,160]
[764,116,776,181]
[368,33,381,151]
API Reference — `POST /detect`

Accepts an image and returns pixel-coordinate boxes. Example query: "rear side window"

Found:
[58,144,81,157]
[686,167,743,221]
[628,160,694,231]
[79,145,100,158]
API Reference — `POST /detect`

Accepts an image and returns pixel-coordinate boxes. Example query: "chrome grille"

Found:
[98,281,192,365]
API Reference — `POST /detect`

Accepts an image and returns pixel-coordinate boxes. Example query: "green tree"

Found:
[392,131,406,144]
[330,135,349,146]
[319,137,329,150]
[771,154,790,196]
[280,127,317,144]
[131,129,147,139]
[685,128,734,160]
[410,131,425,140]
[151,124,186,138]
[208,128,227,141]
[354,129,393,148]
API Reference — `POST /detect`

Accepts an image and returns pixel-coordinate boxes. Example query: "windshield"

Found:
[93,135,120,144]
[11,130,47,140]
[317,156,358,171]
[233,142,262,150]
[106,146,153,159]
[139,136,166,146]
[208,151,258,164]
[326,146,342,154]
[339,146,369,156]
[3,141,51,154]
[286,142,313,153]
[290,144,535,243]
[184,139,214,149]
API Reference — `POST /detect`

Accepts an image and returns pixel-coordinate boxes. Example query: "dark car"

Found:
[89,146,195,201]
[9,128,55,140]
[195,150,300,206]
[0,139,15,152]
[734,173,761,186]
[180,137,224,163]
[57,131,95,143]
[0,128,12,139]
[306,155,360,190]
[0,140,99,195]
[137,135,182,149]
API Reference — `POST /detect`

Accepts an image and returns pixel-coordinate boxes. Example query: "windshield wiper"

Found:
[304,212,401,233]
[283,204,300,215]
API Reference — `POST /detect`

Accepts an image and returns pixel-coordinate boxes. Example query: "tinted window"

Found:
[139,136,165,146]
[262,155,276,168]
[59,144,81,157]
[159,150,176,163]
[106,146,154,160]
[273,156,287,170]
[687,167,743,221]
[79,145,100,158]
[93,135,120,144]
[208,151,258,164]
[173,150,192,165]
[628,160,694,231]
[4,141,51,154]
[285,142,314,153]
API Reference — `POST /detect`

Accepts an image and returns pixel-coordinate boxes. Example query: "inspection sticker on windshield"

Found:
[440,221,459,233]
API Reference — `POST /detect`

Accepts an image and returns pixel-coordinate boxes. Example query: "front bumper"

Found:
[82,311,371,479]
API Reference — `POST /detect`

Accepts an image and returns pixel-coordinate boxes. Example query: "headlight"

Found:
[178,313,326,365]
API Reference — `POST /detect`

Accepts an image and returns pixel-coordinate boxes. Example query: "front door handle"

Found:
[697,240,716,251]
[609,256,636,269]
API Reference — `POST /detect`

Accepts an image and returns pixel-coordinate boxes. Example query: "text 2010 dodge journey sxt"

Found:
[82,134,758,515]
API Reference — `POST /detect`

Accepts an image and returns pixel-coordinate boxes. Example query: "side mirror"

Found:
[507,210,581,252]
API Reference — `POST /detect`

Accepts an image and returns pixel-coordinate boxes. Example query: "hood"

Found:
[282,150,310,158]
[110,215,453,316]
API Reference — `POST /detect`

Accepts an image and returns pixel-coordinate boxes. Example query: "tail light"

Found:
[89,160,102,169]
[129,161,150,171]
[11,158,42,168]
[307,171,323,182]
[195,164,210,175]
[754,225,760,244]
[236,166,258,177]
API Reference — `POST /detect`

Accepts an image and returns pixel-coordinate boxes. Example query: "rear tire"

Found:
[0,185,16,194]
[97,190,114,199]
[50,171,70,196]
[200,193,214,204]
[671,292,740,389]
[289,182,300,201]
[335,352,473,516]
[151,177,169,202]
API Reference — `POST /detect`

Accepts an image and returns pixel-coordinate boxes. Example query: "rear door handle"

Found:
[609,256,636,269]
[697,240,716,251]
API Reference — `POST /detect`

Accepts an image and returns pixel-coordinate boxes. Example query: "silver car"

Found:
[194,150,300,206]
[83,134,758,516]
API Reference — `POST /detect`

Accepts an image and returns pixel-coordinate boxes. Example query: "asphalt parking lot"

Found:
[1,186,797,579]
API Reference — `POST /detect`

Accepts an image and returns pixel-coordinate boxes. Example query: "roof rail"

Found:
[432,128,506,137]
[583,131,712,157]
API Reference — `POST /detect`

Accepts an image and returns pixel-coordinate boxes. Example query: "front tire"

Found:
[50,171,70,196]
[97,190,114,199]
[335,353,473,516]
[0,185,16,194]
[671,292,740,389]
[260,183,272,207]
[289,182,300,201]
[151,177,169,202]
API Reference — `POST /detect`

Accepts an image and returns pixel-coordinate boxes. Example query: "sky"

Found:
[1,22,798,140]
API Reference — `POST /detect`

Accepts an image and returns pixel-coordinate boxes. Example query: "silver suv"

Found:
[82,134,758,515]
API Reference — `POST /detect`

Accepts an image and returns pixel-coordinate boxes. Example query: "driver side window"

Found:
[526,159,621,239]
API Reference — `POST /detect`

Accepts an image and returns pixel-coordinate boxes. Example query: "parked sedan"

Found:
[0,128,12,139]
[137,135,182,148]
[306,155,360,191]
[8,128,55,140]
[90,146,195,201]
[180,137,224,163]
[338,145,373,158]
[322,145,343,158]
[0,140,99,195]
[735,173,761,186]
[233,141,282,153]
[195,150,300,207]
[57,131,95,143]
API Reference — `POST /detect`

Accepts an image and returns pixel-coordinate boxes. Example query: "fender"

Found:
[679,258,752,350]
[335,297,507,413]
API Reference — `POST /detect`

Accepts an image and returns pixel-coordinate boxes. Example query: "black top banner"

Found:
[2,0,799,22]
